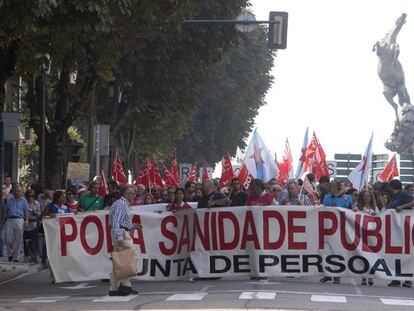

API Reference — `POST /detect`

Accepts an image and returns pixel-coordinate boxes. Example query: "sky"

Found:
[246,0,414,166]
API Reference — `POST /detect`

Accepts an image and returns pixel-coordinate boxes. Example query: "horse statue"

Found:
[373,13,411,120]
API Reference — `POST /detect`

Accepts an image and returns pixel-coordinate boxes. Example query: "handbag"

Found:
[111,248,138,280]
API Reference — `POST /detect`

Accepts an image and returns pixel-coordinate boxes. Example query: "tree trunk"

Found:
[45,130,66,189]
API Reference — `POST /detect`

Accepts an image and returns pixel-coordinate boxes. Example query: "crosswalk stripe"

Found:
[239,291,277,300]
[92,295,138,302]
[20,296,69,303]
[166,293,207,301]
[381,298,414,306]
[311,295,347,303]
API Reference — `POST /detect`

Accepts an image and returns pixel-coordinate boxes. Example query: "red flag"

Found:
[303,132,328,181]
[379,154,399,182]
[188,162,197,182]
[150,156,164,187]
[277,138,293,184]
[111,150,128,185]
[162,162,178,187]
[312,133,329,181]
[219,154,234,188]
[171,152,179,180]
[238,163,254,190]
[303,175,319,205]
[202,162,210,181]
[134,159,151,189]
[98,170,108,197]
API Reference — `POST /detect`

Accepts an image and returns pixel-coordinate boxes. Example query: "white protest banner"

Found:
[43,206,414,283]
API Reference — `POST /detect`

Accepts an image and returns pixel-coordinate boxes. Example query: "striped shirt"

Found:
[109,197,134,241]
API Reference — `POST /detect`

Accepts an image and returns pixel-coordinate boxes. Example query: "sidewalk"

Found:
[0,257,45,284]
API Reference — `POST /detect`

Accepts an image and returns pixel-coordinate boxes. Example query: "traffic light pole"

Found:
[184,20,280,24]
[184,11,288,49]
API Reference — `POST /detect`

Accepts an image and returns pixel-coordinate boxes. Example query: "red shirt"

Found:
[167,202,192,212]
[67,201,79,213]
[246,192,275,206]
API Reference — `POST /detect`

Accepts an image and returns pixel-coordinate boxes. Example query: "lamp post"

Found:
[39,66,46,185]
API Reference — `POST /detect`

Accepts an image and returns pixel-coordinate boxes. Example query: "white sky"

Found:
[248,0,414,166]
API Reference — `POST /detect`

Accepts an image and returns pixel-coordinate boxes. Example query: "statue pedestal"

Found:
[386,104,414,154]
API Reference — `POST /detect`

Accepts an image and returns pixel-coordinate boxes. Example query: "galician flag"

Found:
[347,133,373,190]
[243,128,279,182]
[295,127,309,179]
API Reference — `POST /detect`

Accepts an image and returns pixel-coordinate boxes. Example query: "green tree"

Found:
[176,27,275,164]
[96,1,249,172]
[0,1,56,105]
[22,0,174,188]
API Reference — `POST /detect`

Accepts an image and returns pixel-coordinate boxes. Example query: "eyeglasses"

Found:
[27,194,35,197]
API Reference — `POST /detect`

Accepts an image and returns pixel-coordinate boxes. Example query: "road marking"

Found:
[200,285,212,292]
[245,281,281,285]
[61,282,97,290]
[0,273,29,286]
[20,296,69,303]
[311,295,347,303]
[93,295,138,302]
[166,293,207,301]
[381,298,414,306]
[239,291,276,300]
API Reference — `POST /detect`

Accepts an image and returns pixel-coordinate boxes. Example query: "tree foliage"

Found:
[176,27,274,164]
[96,1,249,165]
[2,0,275,186]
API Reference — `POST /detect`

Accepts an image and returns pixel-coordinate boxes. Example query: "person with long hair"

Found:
[43,191,70,217]
[356,189,379,286]
[167,188,191,212]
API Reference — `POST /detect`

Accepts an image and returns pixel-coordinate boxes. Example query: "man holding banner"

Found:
[109,184,142,296]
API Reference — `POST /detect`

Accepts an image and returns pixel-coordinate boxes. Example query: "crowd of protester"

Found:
[0,173,413,288]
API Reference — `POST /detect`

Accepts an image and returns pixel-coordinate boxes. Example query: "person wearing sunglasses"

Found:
[23,190,41,263]
[65,188,79,213]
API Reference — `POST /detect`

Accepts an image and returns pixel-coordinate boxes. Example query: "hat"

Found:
[77,184,86,194]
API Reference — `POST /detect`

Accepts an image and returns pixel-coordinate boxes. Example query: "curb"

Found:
[0,262,45,274]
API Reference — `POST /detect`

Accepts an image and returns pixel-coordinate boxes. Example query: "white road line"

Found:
[60,282,97,290]
[131,289,414,301]
[311,295,347,303]
[245,281,281,285]
[381,298,414,306]
[20,296,69,303]
[92,295,138,302]
[239,291,276,300]
[0,273,29,286]
[166,293,207,301]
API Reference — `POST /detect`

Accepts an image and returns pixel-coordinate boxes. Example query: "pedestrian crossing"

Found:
[16,292,414,306]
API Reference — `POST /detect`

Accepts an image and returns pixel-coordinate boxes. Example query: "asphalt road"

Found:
[0,270,414,311]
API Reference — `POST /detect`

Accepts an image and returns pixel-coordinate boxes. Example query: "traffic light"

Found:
[268,11,288,49]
